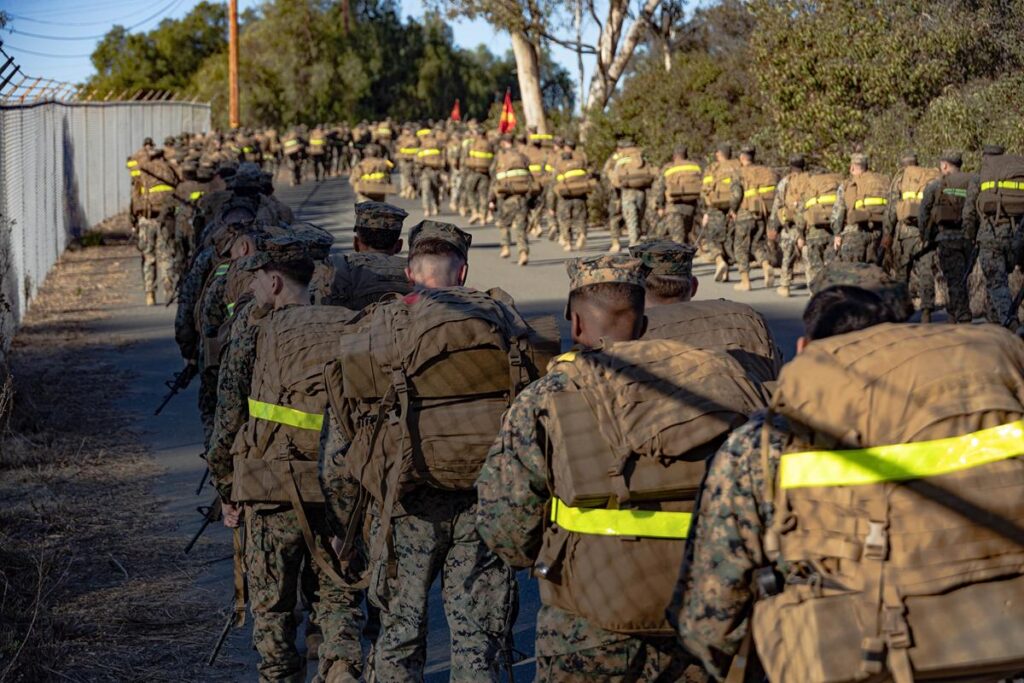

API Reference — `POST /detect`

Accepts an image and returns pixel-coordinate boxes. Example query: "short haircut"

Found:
[408,237,465,264]
[262,257,316,288]
[569,282,645,318]
[802,286,892,341]
[356,227,401,251]
[646,274,692,300]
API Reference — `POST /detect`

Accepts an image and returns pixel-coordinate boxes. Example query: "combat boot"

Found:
[500,245,511,259]
[563,241,572,252]
[575,234,586,251]
[733,272,751,291]
[921,308,932,323]
[548,225,559,241]
[518,251,529,266]
[146,291,156,306]
[762,261,774,288]
[776,285,791,298]
[714,256,729,282]
[609,238,621,254]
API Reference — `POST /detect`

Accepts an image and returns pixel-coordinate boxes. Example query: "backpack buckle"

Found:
[753,566,783,598]
[860,637,885,675]
[390,369,408,395]
[884,607,912,649]
[864,521,888,560]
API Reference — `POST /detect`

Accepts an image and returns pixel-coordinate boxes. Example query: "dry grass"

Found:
[0,241,244,681]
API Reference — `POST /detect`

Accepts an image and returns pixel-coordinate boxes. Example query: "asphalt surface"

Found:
[113,172,808,681]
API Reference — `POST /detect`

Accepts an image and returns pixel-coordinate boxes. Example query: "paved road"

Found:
[113,173,808,681]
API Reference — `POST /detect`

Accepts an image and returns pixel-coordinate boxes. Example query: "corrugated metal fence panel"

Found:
[0,100,211,352]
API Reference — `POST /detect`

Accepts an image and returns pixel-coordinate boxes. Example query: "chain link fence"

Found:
[0,100,211,360]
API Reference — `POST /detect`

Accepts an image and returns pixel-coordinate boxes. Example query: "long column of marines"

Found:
[132,126,1024,682]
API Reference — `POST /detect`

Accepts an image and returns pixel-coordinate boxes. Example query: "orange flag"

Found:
[499,88,516,133]
[450,99,461,122]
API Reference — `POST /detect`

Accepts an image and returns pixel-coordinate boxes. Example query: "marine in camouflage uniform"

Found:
[490,135,533,265]
[652,147,700,245]
[767,156,808,298]
[971,144,1017,327]
[477,255,702,681]
[137,147,179,304]
[701,143,743,282]
[319,223,515,682]
[731,145,773,291]
[323,202,409,309]
[884,153,937,320]
[669,269,913,679]
[210,235,364,683]
[831,153,888,264]
[919,151,975,323]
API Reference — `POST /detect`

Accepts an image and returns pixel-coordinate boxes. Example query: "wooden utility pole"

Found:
[228,0,240,128]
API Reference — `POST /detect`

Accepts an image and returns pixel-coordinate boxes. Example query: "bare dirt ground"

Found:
[0,235,243,681]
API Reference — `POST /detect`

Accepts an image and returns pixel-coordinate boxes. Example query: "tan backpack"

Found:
[554,157,595,198]
[978,153,1024,217]
[493,151,536,196]
[465,136,495,172]
[325,252,410,311]
[535,340,768,635]
[416,137,445,169]
[739,164,780,218]
[663,161,703,203]
[643,300,783,388]
[775,171,809,225]
[931,171,971,226]
[611,146,655,190]
[801,172,843,227]
[702,159,740,210]
[353,158,394,196]
[844,171,891,224]
[752,323,1024,683]
[895,166,939,224]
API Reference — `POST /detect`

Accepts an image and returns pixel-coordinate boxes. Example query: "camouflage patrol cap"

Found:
[850,152,869,167]
[164,136,175,146]
[809,261,913,321]
[239,233,320,272]
[408,220,472,258]
[716,142,732,156]
[355,201,408,233]
[900,152,918,166]
[143,137,154,147]
[228,162,264,190]
[940,150,963,166]
[788,154,806,169]
[629,240,697,279]
[566,254,650,293]
[617,137,635,148]
[739,144,756,157]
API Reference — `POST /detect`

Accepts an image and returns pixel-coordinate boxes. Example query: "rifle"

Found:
[154,363,198,416]
[961,243,980,292]
[195,464,210,496]
[208,527,247,666]
[184,496,222,554]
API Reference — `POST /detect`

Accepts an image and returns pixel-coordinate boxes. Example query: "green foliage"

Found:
[89,0,572,128]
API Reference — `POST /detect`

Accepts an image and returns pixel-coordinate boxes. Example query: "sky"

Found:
[0,0,599,100]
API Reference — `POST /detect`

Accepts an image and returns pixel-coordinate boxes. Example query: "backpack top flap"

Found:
[771,323,1024,448]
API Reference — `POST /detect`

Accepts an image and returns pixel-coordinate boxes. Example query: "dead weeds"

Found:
[0,243,242,682]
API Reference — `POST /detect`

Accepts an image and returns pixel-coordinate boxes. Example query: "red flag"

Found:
[450,99,461,122]
[499,88,516,134]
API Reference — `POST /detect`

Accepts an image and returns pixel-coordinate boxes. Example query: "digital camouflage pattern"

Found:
[245,505,365,683]
[174,246,215,361]
[497,194,530,257]
[138,214,177,298]
[809,261,914,320]
[477,371,700,679]
[620,188,647,246]
[919,177,975,322]
[556,196,587,246]
[409,219,472,256]
[318,406,516,682]
[355,200,407,232]
[629,240,696,279]
[566,253,650,292]
[669,411,789,680]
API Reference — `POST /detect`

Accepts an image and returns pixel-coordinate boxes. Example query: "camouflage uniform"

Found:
[969,175,1017,326]
[620,188,647,246]
[652,165,697,244]
[919,168,975,323]
[767,174,802,290]
[886,168,936,312]
[417,134,443,215]
[477,255,699,680]
[703,166,743,265]
[138,152,179,300]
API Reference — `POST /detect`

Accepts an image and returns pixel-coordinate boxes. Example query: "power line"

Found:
[5,0,187,42]
[5,0,158,21]
[1,43,95,59]
[6,0,159,28]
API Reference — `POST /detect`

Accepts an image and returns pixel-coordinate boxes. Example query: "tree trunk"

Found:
[583,0,663,117]
[510,30,547,133]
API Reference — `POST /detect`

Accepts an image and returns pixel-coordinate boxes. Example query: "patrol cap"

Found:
[982,144,1005,156]
[164,136,175,146]
[629,240,697,279]
[239,234,314,272]
[788,154,806,169]
[809,261,913,321]
[228,162,264,191]
[716,142,732,156]
[674,146,689,158]
[739,144,756,157]
[850,152,869,167]
[143,137,154,147]
[616,137,635,148]
[900,152,918,166]
[566,254,650,294]
[408,220,472,258]
[940,150,963,166]
[354,201,408,233]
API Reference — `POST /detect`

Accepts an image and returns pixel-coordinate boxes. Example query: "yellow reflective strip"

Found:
[982,180,1024,192]
[780,420,1024,489]
[544,164,554,172]
[284,139,299,147]
[215,263,230,276]
[614,156,633,167]
[702,175,714,185]
[529,133,553,141]
[418,149,440,156]
[242,146,253,153]
[227,301,236,316]
[189,190,204,201]
[247,398,324,432]
[901,191,923,201]
[744,185,776,198]
[496,169,530,180]
[147,184,174,193]
[469,150,494,159]
[529,163,542,173]
[126,159,139,168]
[130,169,141,177]
[551,498,691,539]
[416,129,431,137]
[805,193,837,208]
[854,197,888,209]
[562,169,587,179]
[399,147,419,154]
[665,164,701,177]
[361,172,388,181]
[310,139,324,145]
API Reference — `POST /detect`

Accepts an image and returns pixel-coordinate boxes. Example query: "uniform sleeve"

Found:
[963,176,980,242]
[830,183,847,234]
[205,308,259,501]
[318,405,363,540]
[174,249,211,361]
[919,180,939,243]
[883,174,901,238]
[768,175,788,230]
[671,412,786,680]
[728,172,743,213]
[476,375,562,569]
[652,170,667,211]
